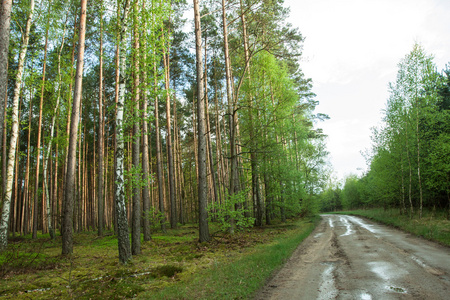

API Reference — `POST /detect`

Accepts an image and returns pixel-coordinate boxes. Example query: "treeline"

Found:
[319,44,450,219]
[0,0,328,261]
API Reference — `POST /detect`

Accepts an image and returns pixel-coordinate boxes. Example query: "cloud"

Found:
[284,0,450,179]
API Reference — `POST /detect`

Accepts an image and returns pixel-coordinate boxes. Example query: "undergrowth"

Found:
[0,217,319,299]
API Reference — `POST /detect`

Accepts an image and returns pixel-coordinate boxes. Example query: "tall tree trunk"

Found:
[239,0,262,226]
[0,0,35,251]
[221,0,239,233]
[22,93,32,235]
[62,0,87,255]
[141,0,151,242]
[97,0,104,237]
[163,47,177,229]
[43,18,67,240]
[405,116,413,218]
[0,0,12,164]
[115,0,132,263]
[194,0,210,243]
[33,19,50,239]
[415,97,423,219]
[203,34,219,209]
[154,62,166,232]
[131,1,141,255]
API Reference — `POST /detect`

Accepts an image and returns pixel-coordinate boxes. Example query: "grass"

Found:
[331,208,450,246]
[0,217,319,299]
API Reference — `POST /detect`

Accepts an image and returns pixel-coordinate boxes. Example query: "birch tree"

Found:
[0,0,12,165]
[115,0,132,263]
[0,0,35,251]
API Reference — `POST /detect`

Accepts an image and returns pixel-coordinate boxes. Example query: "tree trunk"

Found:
[97,0,104,237]
[154,62,166,232]
[194,0,210,243]
[0,0,12,162]
[203,34,219,209]
[32,20,50,239]
[0,0,35,251]
[22,87,34,235]
[131,1,141,255]
[415,96,423,219]
[221,0,239,233]
[141,0,151,241]
[115,0,132,264]
[163,46,177,229]
[62,0,87,255]
[405,116,414,218]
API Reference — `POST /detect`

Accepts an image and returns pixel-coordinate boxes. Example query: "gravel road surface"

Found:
[256,214,450,299]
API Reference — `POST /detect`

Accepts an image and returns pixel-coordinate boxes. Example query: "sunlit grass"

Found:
[0,217,319,299]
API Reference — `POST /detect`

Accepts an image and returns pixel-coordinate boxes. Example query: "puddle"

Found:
[314,233,324,238]
[410,255,427,268]
[360,292,372,300]
[329,218,334,228]
[317,264,338,299]
[340,217,353,236]
[367,261,407,281]
[347,216,378,234]
[387,286,407,294]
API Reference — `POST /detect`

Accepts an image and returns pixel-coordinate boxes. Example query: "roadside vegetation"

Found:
[0,216,318,299]
[317,44,450,248]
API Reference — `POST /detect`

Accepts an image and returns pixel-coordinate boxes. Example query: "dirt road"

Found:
[256,214,450,299]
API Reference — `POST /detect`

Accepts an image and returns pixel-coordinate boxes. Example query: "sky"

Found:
[283,0,450,181]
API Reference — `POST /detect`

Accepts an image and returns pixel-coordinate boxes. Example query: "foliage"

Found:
[208,189,255,232]
[144,206,169,233]
[320,44,450,219]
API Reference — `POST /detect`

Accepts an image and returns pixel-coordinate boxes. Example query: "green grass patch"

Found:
[0,217,319,299]
[143,216,320,299]
[332,208,450,246]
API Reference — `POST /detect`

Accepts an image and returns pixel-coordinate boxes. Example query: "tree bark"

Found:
[221,0,239,233]
[194,0,210,243]
[0,0,12,163]
[33,17,50,239]
[131,1,141,255]
[154,63,166,232]
[97,0,104,237]
[115,0,132,263]
[62,0,87,255]
[141,0,151,242]
[163,46,177,229]
[0,0,35,251]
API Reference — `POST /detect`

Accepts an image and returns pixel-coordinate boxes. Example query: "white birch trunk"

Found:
[115,0,132,264]
[0,0,35,251]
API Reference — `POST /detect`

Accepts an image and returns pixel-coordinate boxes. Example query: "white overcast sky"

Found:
[283,0,450,181]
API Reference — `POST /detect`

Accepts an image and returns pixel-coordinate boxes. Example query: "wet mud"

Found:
[255,215,450,299]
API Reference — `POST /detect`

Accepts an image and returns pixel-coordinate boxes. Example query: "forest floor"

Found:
[0,217,318,299]
[256,214,450,299]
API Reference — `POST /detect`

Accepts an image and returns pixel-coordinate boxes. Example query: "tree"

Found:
[0,0,35,251]
[115,0,132,263]
[194,0,210,243]
[131,0,141,255]
[0,0,12,171]
[97,0,105,237]
[62,0,87,255]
